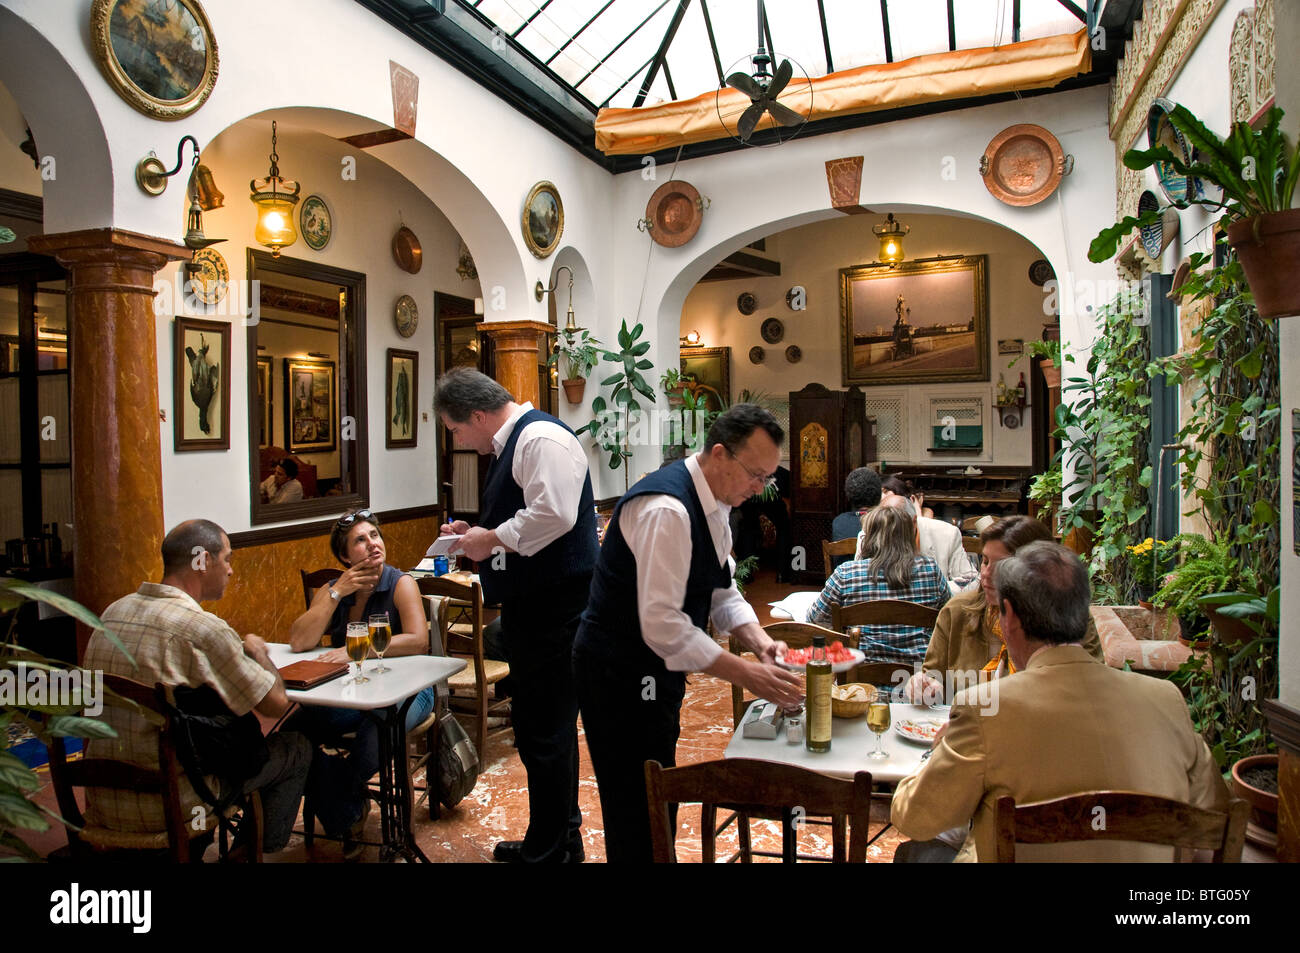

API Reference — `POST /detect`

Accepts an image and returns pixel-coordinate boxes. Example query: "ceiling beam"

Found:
[663,59,678,100]
[816,0,833,72]
[1013,0,1021,43]
[1055,0,1087,21]
[699,0,725,86]
[512,0,555,38]
[762,2,775,57]
[633,0,692,108]
[546,0,616,66]
[575,0,674,90]
[880,0,894,64]
[946,0,956,51]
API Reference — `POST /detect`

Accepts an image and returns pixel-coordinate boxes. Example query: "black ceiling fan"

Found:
[725,0,806,142]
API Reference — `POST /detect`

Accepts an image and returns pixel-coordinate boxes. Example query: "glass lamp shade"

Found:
[251,184,300,256]
[872,213,909,264]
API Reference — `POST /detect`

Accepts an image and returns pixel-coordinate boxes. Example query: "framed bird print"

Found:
[284,357,336,454]
[173,316,231,451]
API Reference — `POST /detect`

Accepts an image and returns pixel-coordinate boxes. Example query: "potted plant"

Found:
[1089,104,1300,317]
[1024,338,1061,388]
[575,319,655,493]
[659,367,685,408]
[1026,464,1061,527]
[1126,537,1157,604]
[1153,533,1260,646]
[549,328,602,405]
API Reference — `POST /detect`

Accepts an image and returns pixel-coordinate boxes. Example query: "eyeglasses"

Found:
[725,446,775,488]
[336,509,375,529]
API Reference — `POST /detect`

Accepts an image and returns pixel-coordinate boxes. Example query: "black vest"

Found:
[477,408,597,605]
[576,461,732,680]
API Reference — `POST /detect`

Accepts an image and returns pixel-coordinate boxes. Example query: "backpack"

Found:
[168,684,270,813]
[436,714,479,808]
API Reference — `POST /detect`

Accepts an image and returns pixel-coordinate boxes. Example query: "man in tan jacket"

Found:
[892,541,1228,862]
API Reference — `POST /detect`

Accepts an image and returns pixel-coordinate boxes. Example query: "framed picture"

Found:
[680,346,731,413]
[522,181,563,259]
[839,255,988,386]
[284,358,336,454]
[256,356,272,449]
[300,194,332,251]
[386,348,418,449]
[90,0,219,121]
[173,316,230,452]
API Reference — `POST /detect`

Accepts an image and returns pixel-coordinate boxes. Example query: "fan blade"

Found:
[726,71,762,100]
[737,102,765,142]
[767,100,805,127]
[767,59,793,99]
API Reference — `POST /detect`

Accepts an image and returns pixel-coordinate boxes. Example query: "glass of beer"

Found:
[866,700,891,760]
[345,621,370,684]
[368,612,392,674]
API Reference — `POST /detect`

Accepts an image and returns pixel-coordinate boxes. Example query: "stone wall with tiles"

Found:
[215,515,438,641]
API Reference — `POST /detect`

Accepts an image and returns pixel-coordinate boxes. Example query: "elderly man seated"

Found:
[891,541,1228,862]
[85,520,310,856]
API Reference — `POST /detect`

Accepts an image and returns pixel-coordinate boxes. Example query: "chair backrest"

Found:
[961,536,983,555]
[852,661,915,693]
[645,758,873,863]
[300,568,342,610]
[728,622,841,726]
[821,537,859,579]
[830,598,940,633]
[47,674,191,862]
[416,574,484,662]
[993,792,1249,863]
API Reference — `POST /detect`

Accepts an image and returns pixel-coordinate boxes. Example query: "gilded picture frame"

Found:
[679,346,731,413]
[284,358,336,455]
[839,255,988,387]
[90,0,219,121]
[256,356,272,450]
[173,316,230,452]
[522,181,563,259]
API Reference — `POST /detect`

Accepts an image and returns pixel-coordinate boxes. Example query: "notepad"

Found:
[423,534,464,557]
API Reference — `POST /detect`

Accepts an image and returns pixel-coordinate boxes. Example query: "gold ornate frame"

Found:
[839,255,988,387]
[90,0,219,121]
[522,181,564,259]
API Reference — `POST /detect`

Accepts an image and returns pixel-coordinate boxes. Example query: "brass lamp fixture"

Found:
[872,212,910,264]
[249,121,300,257]
[534,264,582,333]
[681,329,702,347]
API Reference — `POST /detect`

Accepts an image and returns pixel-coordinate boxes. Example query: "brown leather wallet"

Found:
[279,659,350,690]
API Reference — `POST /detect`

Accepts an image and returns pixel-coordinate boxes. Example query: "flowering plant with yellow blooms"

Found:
[1126,537,1156,592]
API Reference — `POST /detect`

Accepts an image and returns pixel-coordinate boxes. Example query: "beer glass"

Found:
[345,621,370,684]
[368,612,392,674]
[866,701,891,760]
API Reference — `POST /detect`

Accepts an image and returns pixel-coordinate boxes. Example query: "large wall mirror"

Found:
[246,251,368,525]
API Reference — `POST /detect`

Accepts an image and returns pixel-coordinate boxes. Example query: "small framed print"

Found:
[174,316,231,452]
[386,348,418,449]
[256,356,272,449]
[284,358,336,454]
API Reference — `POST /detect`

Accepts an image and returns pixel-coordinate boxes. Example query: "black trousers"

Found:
[573,648,685,863]
[498,573,590,862]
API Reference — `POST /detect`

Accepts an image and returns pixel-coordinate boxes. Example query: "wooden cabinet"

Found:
[882,464,1029,525]
[788,384,866,580]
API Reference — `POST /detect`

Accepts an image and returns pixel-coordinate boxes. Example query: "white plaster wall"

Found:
[680,212,1052,466]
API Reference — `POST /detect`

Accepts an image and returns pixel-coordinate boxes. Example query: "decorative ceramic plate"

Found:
[1028,258,1055,287]
[785,344,802,363]
[737,291,757,315]
[188,247,228,305]
[394,294,418,338]
[980,124,1066,207]
[1147,99,1203,207]
[761,317,784,344]
[645,179,703,248]
[300,194,332,251]
[749,345,765,364]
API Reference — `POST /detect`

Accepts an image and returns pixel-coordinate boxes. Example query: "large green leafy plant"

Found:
[0,580,128,861]
[576,319,655,491]
[548,327,602,381]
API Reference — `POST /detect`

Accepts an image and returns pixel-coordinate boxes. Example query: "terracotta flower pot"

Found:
[1203,605,1261,649]
[561,377,586,405]
[1231,753,1278,849]
[1039,358,1061,389]
[1225,208,1300,318]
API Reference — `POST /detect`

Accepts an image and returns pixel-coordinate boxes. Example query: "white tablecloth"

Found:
[268,643,464,710]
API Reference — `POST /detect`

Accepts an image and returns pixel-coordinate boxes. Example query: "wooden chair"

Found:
[645,758,873,863]
[299,568,342,609]
[993,792,1249,863]
[728,621,838,727]
[820,537,858,579]
[47,674,262,863]
[831,599,939,633]
[416,574,511,758]
[961,536,983,556]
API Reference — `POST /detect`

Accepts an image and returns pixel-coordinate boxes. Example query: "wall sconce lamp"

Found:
[680,330,702,347]
[872,212,909,264]
[134,135,227,282]
[249,121,300,257]
[534,264,582,333]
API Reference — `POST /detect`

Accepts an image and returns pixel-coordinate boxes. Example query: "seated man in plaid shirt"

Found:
[807,500,950,663]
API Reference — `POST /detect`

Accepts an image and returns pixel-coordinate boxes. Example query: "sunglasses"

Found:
[336,509,375,529]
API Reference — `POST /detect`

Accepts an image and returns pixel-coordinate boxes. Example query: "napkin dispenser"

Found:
[741,701,785,739]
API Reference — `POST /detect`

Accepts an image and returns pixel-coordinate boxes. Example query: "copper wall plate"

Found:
[737,291,756,314]
[761,317,784,343]
[749,346,765,364]
[980,124,1066,207]
[392,226,423,274]
[645,180,703,248]
[785,345,802,363]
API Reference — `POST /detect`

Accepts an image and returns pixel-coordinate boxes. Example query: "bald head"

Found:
[160,519,233,602]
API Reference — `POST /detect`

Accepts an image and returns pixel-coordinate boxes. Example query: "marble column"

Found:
[478,319,552,406]
[27,229,188,657]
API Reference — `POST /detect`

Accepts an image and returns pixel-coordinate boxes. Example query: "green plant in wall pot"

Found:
[1089,104,1300,317]
[549,328,602,405]
[575,319,655,492]
[0,580,130,861]
[1152,533,1259,641]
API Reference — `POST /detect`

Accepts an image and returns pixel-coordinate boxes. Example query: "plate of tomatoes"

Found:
[776,640,864,674]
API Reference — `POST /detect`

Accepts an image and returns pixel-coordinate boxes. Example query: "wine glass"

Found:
[368,612,392,674]
[866,700,891,760]
[345,621,370,684]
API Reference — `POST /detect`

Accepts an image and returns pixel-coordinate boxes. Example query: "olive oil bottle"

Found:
[806,634,832,752]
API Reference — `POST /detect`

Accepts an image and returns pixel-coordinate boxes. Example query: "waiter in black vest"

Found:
[434,368,597,863]
[574,404,804,862]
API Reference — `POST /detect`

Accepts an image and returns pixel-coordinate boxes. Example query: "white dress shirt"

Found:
[489,402,589,556]
[618,454,759,672]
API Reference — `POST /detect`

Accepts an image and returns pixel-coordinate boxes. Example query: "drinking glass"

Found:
[345,621,370,684]
[866,701,891,760]
[368,612,392,674]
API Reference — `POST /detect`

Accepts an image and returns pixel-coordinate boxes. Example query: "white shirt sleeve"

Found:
[620,494,725,672]
[495,423,587,556]
[711,558,760,634]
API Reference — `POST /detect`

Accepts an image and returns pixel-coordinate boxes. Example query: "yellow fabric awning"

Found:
[594,30,1091,156]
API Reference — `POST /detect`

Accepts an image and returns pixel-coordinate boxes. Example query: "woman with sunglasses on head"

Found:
[285,508,436,857]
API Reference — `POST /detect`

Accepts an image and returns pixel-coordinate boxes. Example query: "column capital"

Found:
[476,319,554,339]
[28,227,189,269]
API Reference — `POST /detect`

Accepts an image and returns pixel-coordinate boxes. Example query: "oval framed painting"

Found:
[522,181,563,259]
[90,0,219,121]
[300,195,332,251]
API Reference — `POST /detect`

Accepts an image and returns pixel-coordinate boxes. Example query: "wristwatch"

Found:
[329,586,340,602]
